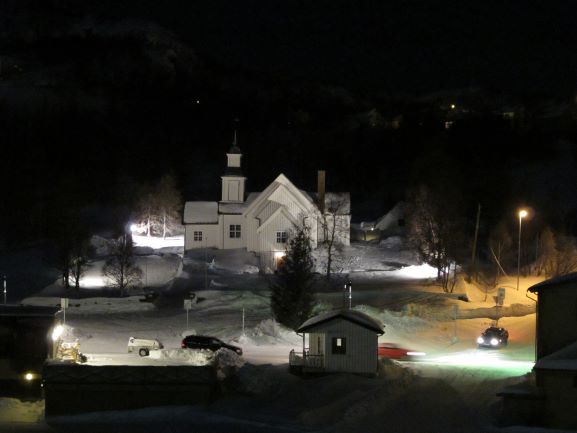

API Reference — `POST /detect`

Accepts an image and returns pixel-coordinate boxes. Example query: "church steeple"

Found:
[221,130,246,202]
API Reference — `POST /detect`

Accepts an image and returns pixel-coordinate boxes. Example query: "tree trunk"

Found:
[163,212,166,240]
[74,261,81,291]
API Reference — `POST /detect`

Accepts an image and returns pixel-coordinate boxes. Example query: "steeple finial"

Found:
[228,129,241,154]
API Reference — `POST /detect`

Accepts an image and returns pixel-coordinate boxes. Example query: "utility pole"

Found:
[204,238,208,290]
[3,275,6,304]
[471,204,481,281]
[344,279,352,309]
[242,308,245,336]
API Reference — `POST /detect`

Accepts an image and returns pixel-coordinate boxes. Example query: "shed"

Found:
[0,305,60,385]
[289,310,384,375]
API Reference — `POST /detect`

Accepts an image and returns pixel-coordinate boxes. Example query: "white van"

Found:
[127,337,163,356]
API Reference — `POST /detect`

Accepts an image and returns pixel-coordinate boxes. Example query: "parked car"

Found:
[128,337,163,356]
[181,335,243,355]
[378,342,426,361]
[477,327,509,348]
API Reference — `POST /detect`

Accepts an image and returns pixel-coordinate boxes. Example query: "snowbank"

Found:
[0,398,44,423]
[149,348,244,379]
[21,296,155,314]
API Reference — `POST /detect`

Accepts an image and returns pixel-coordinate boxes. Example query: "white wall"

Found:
[221,214,245,249]
[184,224,219,250]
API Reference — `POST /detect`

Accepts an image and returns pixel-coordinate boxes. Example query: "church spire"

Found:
[229,129,241,154]
[222,129,246,202]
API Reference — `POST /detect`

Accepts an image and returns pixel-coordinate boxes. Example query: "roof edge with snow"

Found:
[528,272,577,293]
[297,309,384,334]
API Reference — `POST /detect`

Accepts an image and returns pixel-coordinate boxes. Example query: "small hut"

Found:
[289,310,384,375]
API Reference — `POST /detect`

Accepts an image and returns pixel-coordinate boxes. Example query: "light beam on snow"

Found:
[427,350,534,374]
[80,276,106,288]
[132,235,184,250]
[393,264,439,279]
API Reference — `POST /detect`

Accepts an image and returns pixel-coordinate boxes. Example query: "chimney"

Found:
[317,170,326,213]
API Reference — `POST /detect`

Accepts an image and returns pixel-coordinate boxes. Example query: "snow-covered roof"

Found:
[297,309,384,334]
[0,305,60,317]
[375,202,405,230]
[534,339,577,371]
[183,201,218,224]
[218,192,260,214]
[528,272,577,293]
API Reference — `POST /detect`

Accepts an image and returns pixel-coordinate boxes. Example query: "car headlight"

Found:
[490,338,499,346]
[407,351,426,357]
[476,337,484,344]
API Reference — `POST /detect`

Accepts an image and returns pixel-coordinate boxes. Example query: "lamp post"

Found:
[517,209,528,291]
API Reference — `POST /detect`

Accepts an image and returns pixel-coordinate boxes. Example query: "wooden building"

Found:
[498,273,577,429]
[289,310,384,375]
[0,305,60,385]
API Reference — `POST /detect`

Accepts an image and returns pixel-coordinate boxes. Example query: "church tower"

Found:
[221,131,246,202]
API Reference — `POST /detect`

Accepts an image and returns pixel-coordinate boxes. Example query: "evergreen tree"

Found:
[270,223,316,330]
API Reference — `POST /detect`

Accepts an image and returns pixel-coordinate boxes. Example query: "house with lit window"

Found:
[183,134,351,271]
[289,309,384,375]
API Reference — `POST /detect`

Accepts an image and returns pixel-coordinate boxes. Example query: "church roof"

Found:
[218,193,259,214]
[183,201,219,224]
[228,145,242,154]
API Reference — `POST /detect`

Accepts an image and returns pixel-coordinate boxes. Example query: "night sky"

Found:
[2,0,577,245]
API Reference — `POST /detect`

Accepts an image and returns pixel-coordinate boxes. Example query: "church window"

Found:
[276,231,288,244]
[193,231,203,242]
[229,225,241,238]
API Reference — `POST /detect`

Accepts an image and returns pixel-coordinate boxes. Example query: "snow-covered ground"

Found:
[2,236,546,432]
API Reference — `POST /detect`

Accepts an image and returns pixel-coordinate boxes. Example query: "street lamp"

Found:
[517,209,528,291]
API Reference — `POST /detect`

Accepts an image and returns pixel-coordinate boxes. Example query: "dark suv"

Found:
[181,335,243,355]
[477,327,509,348]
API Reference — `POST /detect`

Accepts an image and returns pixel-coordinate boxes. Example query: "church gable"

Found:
[244,174,316,219]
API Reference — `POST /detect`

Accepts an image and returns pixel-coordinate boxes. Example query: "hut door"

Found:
[318,336,323,354]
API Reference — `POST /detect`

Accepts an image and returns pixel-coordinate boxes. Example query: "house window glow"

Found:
[276,231,288,244]
[229,225,241,239]
[193,231,203,242]
[332,337,346,354]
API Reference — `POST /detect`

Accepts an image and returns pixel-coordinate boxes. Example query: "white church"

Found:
[183,135,351,271]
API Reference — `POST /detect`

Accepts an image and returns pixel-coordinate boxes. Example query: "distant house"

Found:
[183,134,351,271]
[498,274,577,429]
[351,202,405,242]
[289,310,384,375]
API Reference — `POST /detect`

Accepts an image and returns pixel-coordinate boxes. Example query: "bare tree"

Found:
[156,173,183,239]
[537,227,577,277]
[488,219,513,279]
[406,185,465,293]
[318,195,350,279]
[133,173,182,238]
[135,182,157,237]
[102,234,142,295]
[69,236,94,291]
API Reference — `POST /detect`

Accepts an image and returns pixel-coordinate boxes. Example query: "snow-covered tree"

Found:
[270,222,316,330]
[102,233,142,295]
